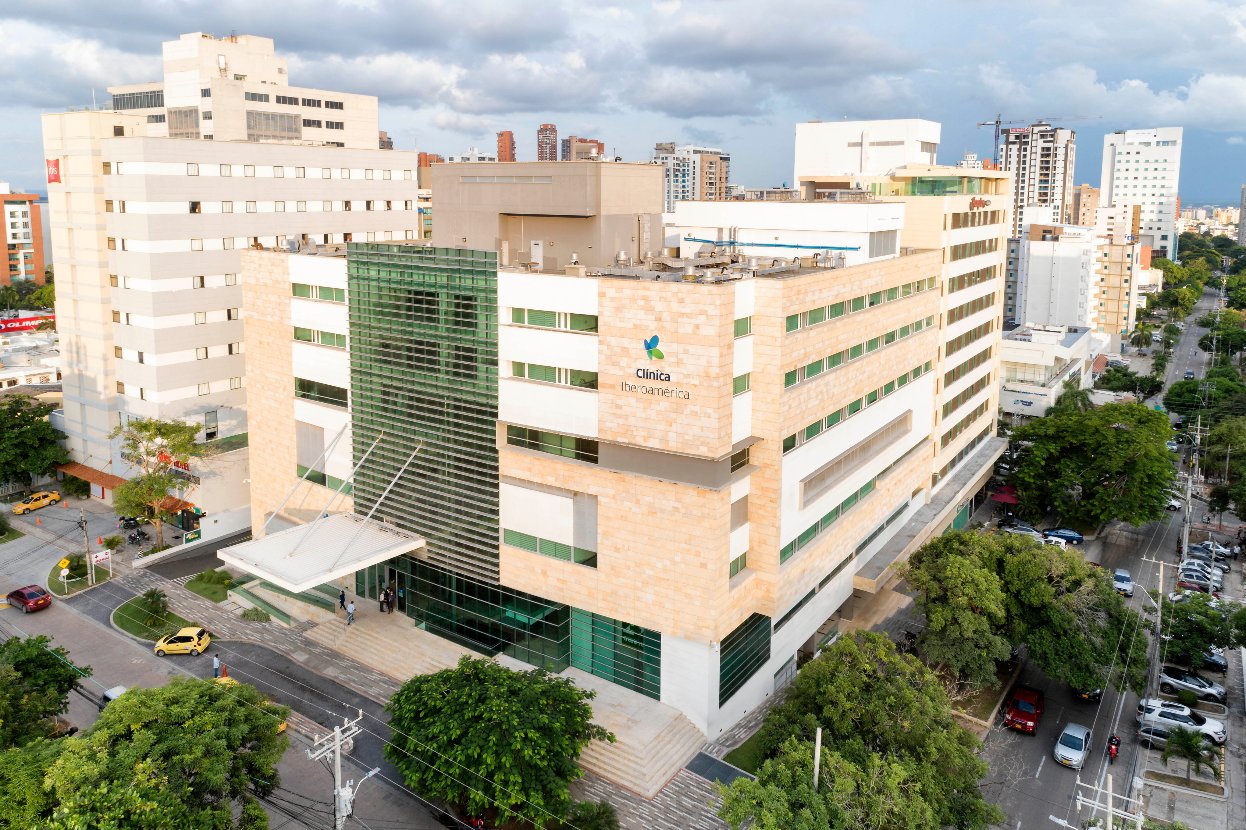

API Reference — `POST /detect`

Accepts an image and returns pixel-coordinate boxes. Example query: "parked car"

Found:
[1178,559,1227,578]
[1166,440,1180,452]
[5,585,52,613]
[1053,723,1093,769]
[1177,569,1222,590]
[1003,686,1046,734]
[98,685,127,712]
[1003,525,1045,541]
[1043,528,1084,545]
[1042,536,1068,549]
[1159,665,1227,703]
[153,627,211,657]
[1175,576,1219,595]
[1166,497,1184,511]
[1190,541,1231,559]
[1136,698,1226,744]
[1184,370,1196,380]
[11,491,61,515]
[1137,724,1217,753]
[1113,568,1134,597]
[1072,687,1103,702]
[1198,646,1229,674]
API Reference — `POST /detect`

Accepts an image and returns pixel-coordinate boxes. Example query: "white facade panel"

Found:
[291,342,349,385]
[732,391,752,445]
[498,378,598,437]
[497,271,599,315]
[499,325,598,372]
[291,298,348,334]
[500,481,576,547]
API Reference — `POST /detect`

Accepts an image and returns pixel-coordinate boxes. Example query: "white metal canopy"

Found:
[217,513,424,593]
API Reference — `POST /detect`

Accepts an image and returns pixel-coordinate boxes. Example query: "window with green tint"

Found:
[503,529,538,552]
[927,277,938,290]
[887,287,899,301]
[884,380,896,395]
[866,390,879,405]
[729,552,748,578]
[571,609,660,699]
[899,325,910,337]
[786,314,801,332]
[526,309,557,328]
[798,525,818,548]
[825,410,842,428]
[782,434,797,453]
[784,370,798,388]
[827,352,844,369]
[730,448,750,472]
[294,327,314,342]
[884,330,897,345]
[841,491,859,512]
[720,614,770,705]
[511,361,527,377]
[869,292,882,306]
[847,399,863,415]
[849,344,864,360]
[851,296,867,312]
[820,505,840,530]
[924,360,932,372]
[897,372,909,387]
[527,363,558,383]
[569,313,598,332]
[733,373,751,395]
[734,317,753,337]
[859,479,875,497]
[780,542,796,563]
[539,538,573,561]
[294,377,347,407]
[292,283,312,298]
[913,319,923,331]
[902,283,913,296]
[828,302,845,318]
[804,421,823,441]
[805,359,824,377]
[805,307,826,326]
[866,337,880,352]
[569,370,598,389]
[511,308,526,324]
[573,548,598,567]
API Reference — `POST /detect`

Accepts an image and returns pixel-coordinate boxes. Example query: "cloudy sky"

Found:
[3,0,1246,203]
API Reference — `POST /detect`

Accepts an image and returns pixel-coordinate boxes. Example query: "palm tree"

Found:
[138,588,169,629]
[1160,727,1222,783]
[1129,325,1153,350]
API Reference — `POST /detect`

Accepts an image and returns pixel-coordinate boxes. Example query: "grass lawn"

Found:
[112,596,193,642]
[724,730,767,774]
[0,526,24,544]
[954,661,1016,723]
[46,563,112,597]
[184,569,231,603]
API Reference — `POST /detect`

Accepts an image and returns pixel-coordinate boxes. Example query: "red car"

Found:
[1003,686,1045,734]
[6,585,52,613]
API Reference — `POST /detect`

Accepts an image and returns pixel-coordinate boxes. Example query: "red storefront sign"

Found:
[1,316,54,332]
[45,159,61,184]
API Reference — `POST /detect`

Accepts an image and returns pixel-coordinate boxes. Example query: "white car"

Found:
[1113,568,1134,597]
[1042,536,1067,549]
[1053,723,1092,770]
[1166,497,1183,511]
[1136,699,1227,744]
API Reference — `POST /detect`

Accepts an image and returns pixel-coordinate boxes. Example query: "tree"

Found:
[1128,325,1153,350]
[1011,403,1175,526]
[1160,727,1221,783]
[902,533,1011,687]
[0,395,69,484]
[1208,485,1231,523]
[44,678,286,830]
[385,657,613,827]
[561,801,619,830]
[0,636,91,748]
[112,472,181,546]
[1050,379,1092,414]
[720,737,934,830]
[136,588,169,629]
[1161,593,1233,667]
[109,416,201,478]
[754,632,1001,830]
[0,740,62,827]
[27,283,54,310]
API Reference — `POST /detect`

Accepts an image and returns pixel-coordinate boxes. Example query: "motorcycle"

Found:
[127,528,150,545]
[1107,734,1120,764]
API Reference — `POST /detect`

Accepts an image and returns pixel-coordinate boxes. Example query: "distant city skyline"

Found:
[4,1,1246,202]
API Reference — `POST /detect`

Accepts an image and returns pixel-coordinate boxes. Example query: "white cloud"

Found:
[1227,136,1245,145]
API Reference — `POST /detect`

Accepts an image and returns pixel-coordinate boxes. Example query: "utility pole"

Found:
[77,509,93,586]
[306,710,379,830]
[812,727,822,791]
[1054,774,1145,829]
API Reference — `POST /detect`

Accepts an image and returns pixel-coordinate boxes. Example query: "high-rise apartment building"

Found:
[1014,224,1100,332]
[1238,185,1246,246]
[1071,184,1100,226]
[378,130,394,150]
[417,152,444,168]
[446,147,497,163]
[496,130,515,163]
[1000,122,1076,236]
[1,184,45,285]
[1100,127,1183,259]
[560,136,605,161]
[793,119,939,182]
[42,32,423,488]
[537,123,558,162]
[653,143,731,212]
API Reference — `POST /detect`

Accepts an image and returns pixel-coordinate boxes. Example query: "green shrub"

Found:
[241,607,271,623]
[0,513,11,535]
[561,801,619,830]
[60,475,90,498]
[1175,689,1198,708]
[65,554,87,580]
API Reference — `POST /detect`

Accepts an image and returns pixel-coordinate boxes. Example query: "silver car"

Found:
[1179,559,1227,579]
[1160,665,1227,703]
[1113,568,1134,597]
[1177,569,1222,590]
[1054,722,1092,770]
[1003,525,1044,542]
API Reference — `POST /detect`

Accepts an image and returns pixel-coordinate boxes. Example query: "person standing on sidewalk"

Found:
[339,588,346,612]
[212,654,221,679]
[346,601,355,626]
[378,587,387,613]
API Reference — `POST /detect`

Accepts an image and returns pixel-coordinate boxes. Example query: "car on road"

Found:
[1184,370,1196,380]
[1136,698,1227,744]
[5,585,52,613]
[1159,665,1227,703]
[1166,497,1183,511]
[1003,686,1045,734]
[1113,568,1134,597]
[1043,528,1084,545]
[1166,440,1180,452]
[153,627,211,657]
[11,490,61,515]
[1072,687,1103,702]
[1053,723,1092,769]
[1003,525,1045,541]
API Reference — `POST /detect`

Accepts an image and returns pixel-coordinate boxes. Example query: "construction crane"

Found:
[975,114,1102,167]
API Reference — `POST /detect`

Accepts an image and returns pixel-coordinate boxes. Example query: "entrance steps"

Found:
[237,581,339,627]
[303,608,482,680]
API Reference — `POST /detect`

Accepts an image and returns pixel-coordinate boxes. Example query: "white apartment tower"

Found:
[1237,185,1246,246]
[43,32,423,483]
[1100,127,1183,259]
[653,143,731,212]
[1000,123,1076,237]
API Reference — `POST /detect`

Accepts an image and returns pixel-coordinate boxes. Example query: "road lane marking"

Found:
[1035,755,1045,778]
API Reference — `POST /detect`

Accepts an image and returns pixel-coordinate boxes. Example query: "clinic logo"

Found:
[643,335,664,360]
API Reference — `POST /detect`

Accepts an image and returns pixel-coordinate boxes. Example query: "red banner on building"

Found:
[45,159,61,184]
[0,316,54,332]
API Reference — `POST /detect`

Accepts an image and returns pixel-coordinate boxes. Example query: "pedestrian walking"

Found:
[339,588,346,611]
[212,653,221,679]
[346,601,355,626]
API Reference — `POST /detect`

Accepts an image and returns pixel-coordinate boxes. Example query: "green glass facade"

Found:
[348,244,501,581]
[719,613,771,706]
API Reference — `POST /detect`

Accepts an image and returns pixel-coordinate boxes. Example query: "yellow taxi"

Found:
[153,626,211,657]
[12,491,61,515]
[215,676,287,733]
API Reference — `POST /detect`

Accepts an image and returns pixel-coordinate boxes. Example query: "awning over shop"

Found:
[990,491,1019,504]
[56,462,126,491]
[217,513,425,593]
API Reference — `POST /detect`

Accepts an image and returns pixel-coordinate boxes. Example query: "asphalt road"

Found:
[982,292,1231,829]
[142,529,251,579]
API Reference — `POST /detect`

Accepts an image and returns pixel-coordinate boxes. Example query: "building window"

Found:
[222,201,233,213]
[733,316,752,338]
[196,347,208,360]
[225,273,237,286]
[325,100,344,110]
[191,239,203,251]
[294,377,348,408]
[114,346,122,358]
[230,376,242,389]
[732,373,751,395]
[503,529,597,568]
[244,92,270,102]
[116,381,125,394]
[228,342,241,355]
[107,237,116,250]
[220,164,231,177]
[246,201,256,213]
[302,98,321,107]
[227,308,239,321]
[326,121,344,130]
[302,119,322,128]
[294,327,347,349]
[719,613,770,705]
[201,111,212,121]
[198,383,210,396]
[195,312,207,325]
[510,308,597,333]
[506,426,598,463]
[111,310,120,323]
[201,88,211,97]
[730,448,750,472]
[102,162,112,175]
[275,201,285,212]
[192,275,205,289]
[296,201,306,212]
[109,274,119,287]
[105,200,114,213]
[511,362,597,389]
[729,551,748,579]
[244,165,255,177]
[189,201,201,214]
[295,167,305,178]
